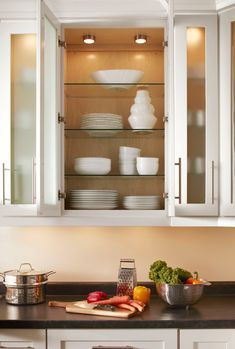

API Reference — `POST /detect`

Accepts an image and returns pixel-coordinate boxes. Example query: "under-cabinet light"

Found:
[135,34,147,44]
[83,34,96,44]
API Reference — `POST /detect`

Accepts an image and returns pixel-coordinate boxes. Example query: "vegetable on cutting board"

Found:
[133,285,151,304]
[87,291,108,303]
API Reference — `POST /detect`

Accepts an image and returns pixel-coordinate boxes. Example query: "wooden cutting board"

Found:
[66,300,137,318]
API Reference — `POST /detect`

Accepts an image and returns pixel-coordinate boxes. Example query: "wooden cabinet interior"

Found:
[63,27,165,210]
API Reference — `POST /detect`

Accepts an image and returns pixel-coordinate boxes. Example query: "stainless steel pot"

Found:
[0,263,55,305]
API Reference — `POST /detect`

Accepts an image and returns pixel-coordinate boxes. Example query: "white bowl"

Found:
[74,157,111,175]
[128,113,157,129]
[119,146,141,159]
[136,157,159,175]
[119,161,138,175]
[90,69,144,90]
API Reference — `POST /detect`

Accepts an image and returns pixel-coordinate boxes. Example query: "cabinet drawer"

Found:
[47,329,177,349]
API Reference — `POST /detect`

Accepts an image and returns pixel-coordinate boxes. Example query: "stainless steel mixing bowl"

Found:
[156,283,206,307]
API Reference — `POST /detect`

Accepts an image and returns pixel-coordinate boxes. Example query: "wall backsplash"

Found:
[0,226,235,282]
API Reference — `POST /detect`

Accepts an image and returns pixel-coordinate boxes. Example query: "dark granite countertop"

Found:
[1,294,235,329]
[1,282,235,329]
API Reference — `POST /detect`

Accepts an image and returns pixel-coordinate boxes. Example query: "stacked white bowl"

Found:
[74,157,111,175]
[119,146,140,175]
[128,89,157,129]
[123,195,161,210]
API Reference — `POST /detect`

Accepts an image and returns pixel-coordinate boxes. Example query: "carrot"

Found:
[93,295,130,305]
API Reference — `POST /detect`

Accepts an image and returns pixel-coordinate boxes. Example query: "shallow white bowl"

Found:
[136,157,159,175]
[74,157,111,175]
[119,146,141,159]
[90,69,144,90]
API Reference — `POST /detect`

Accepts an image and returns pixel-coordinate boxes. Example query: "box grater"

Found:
[116,259,137,296]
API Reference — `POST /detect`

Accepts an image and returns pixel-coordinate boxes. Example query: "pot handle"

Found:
[18,262,33,272]
[46,271,56,277]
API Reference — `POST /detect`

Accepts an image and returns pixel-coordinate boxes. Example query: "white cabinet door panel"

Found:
[180,329,235,349]
[0,329,46,349]
[48,329,177,349]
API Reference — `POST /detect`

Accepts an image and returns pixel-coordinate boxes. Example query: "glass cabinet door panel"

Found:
[220,8,235,215]
[11,34,36,204]
[174,15,218,216]
[187,27,206,204]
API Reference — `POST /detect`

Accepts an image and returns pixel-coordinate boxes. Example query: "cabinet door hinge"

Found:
[58,190,66,200]
[163,116,168,123]
[58,38,67,49]
[162,40,168,48]
[163,193,168,199]
[58,113,65,124]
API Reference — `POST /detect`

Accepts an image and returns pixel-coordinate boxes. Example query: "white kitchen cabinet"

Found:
[0,329,46,349]
[219,6,235,216]
[173,15,218,216]
[47,329,177,349]
[0,21,37,216]
[0,1,62,218]
[180,329,235,348]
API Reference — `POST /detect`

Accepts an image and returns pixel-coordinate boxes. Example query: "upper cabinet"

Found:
[174,15,218,216]
[0,21,37,216]
[219,7,235,216]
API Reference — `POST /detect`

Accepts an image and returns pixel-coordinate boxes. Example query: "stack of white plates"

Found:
[68,190,119,210]
[123,196,161,210]
[74,157,111,175]
[80,113,123,130]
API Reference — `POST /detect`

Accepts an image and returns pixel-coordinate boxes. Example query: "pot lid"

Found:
[4,263,49,276]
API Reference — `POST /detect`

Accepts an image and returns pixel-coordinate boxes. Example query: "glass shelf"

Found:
[64,82,164,98]
[65,128,164,139]
[65,174,164,178]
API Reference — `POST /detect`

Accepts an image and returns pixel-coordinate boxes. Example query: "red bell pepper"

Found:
[87,291,108,303]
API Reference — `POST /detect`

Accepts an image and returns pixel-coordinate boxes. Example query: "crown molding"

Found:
[216,0,235,10]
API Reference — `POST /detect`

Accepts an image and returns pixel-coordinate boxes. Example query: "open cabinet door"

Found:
[37,0,62,216]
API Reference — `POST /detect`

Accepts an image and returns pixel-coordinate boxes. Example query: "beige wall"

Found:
[1,226,235,282]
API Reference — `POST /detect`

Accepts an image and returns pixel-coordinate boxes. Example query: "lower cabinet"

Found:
[180,329,235,348]
[0,329,46,349]
[47,329,178,349]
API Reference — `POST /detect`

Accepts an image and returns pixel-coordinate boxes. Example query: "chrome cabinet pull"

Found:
[212,160,215,204]
[2,163,10,205]
[174,157,182,204]
[2,163,5,205]
[32,157,36,204]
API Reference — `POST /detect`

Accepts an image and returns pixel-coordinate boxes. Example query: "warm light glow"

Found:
[135,34,147,45]
[187,28,202,46]
[83,34,95,45]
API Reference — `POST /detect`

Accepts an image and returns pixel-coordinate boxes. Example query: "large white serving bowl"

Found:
[90,69,144,89]
[74,157,111,175]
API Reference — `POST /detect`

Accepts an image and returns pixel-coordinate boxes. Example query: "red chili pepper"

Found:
[87,291,108,303]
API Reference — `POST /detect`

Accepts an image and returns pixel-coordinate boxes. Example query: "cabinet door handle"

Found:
[174,157,182,204]
[31,157,36,204]
[2,163,5,205]
[212,160,215,204]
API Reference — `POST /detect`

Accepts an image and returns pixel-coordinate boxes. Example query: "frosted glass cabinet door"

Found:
[220,8,235,216]
[180,329,235,349]
[174,15,218,216]
[37,0,62,216]
[0,22,37,216]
